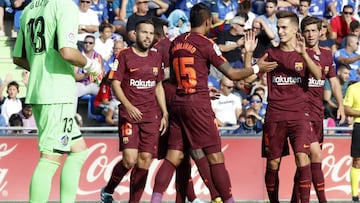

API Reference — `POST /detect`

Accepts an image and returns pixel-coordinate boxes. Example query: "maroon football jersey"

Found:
[170,32,227,107]
[264,47,314,121]
[113,47,163,122]
[153,37,171,69]
[307,47,337,121]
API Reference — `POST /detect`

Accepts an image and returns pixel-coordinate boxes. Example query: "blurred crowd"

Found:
[0,0,359,135]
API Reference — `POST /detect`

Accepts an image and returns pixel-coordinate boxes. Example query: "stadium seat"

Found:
[81,94,105,122]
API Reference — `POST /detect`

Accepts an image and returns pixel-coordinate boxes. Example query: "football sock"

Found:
[290,169,299,203]
[104,160,130,194]
[60,150,88,202]
[210,163,233,202]
[195,156,220,199]
[265,168,279,203]
[175,158,192,202]
[29,158,59,203]
[351,167,360,197]
[311,162,326,202]
[153,159,176,193]
[298,165,311,203]
[129,166,148,203]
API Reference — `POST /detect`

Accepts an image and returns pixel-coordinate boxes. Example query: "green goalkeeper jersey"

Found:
[13,0,79,104]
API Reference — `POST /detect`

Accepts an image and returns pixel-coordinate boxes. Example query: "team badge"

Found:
[294,62,303,71]
[324,66,329,75]
[67,32,76,44]
[153,67,158,76]
[60,135,69,146]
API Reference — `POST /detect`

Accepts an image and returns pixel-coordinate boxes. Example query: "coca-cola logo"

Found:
[0,143,17,197]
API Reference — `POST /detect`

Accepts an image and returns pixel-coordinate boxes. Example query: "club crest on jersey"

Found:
[67,32,76,44]
[294,62,304,71]
[153,67,158,76]
[60,135,69,146]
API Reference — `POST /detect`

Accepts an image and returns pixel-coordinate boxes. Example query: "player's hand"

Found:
[83,58,103,76]
[337,105,346,125]
[159,114,168,136]
[256,53,277,73]
[294,33,306,55]
[209,86,220,100]
[126,104,143,121]
[244,30,258,53]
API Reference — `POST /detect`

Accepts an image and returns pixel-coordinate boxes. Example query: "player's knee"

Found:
[310,151,322,163]
[267,158,281,170]
[295,152,310,167]
[137,152,153,168]
[165,150,184,166]
[353,158,360,168]
[207,152,224,164]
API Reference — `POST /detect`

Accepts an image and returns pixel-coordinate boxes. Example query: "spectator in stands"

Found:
[94,22,115,62]
[211,76,242,129]
[104,39,126,73]
[330,5,356,45]
[167,9,190,41]
[319,18,337,55]
[297,0,311,24]
[93,72,112,115]
[8,113,23,134]
[244,92,267,119]
[233,79,249,107]
[0,114,5,134]
[0,0,5,36]
[307,0,335,19]
[334,34,360,81]
[11,0,31,38]
[277,0,298,12]
[324,63,351,123]
[173,0,205,19]
[237,0,255,30]
[111,0,135,39]
[210,0,238,24]
[251,0,265,15]
[216,15,247,68]
[0,81,22,126]
[18,103,36,134]
[232,107,263,135]
[340,20,360,49]
[105,98,121,125]
[258,0,279,46]
[252,17,275,60]
[126,0,168,43]
[90,0,109,23]
[75,35,104,110]
[78,0,100,50]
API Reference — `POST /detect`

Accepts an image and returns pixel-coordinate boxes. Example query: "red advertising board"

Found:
[0,136,353,201]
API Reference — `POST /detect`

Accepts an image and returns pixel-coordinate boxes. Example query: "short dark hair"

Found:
[342,4,354,12]
[250,92,263,103]
[337,63,351,71]
[350,20,360,32]
[300,16,321,32]
[266,0,278,6]
[299,0,311,5]
[9,114,23,127]
[190,3,211,28]
[135,19,154,32]
[7,81,19,91]
[99,22,113,33]
[84,35,95,41]
[276,10,299,26]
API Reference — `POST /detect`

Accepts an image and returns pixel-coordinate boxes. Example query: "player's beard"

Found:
[137,40,151,52]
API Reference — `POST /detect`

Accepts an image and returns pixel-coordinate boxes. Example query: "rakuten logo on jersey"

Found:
[308,78,325,87]
[272,76,302,85]
[129,79,156,89]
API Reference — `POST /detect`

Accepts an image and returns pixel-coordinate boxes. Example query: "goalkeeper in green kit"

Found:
[12,0,102,202]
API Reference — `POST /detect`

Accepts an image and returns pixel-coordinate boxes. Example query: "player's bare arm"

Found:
[112,79,143,121]
[345,105,360,117]
[329,77,346,124]
[155,81,168,136]
[294,33,322,79]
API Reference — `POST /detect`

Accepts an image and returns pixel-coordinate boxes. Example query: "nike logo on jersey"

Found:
[130,68,139,72]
